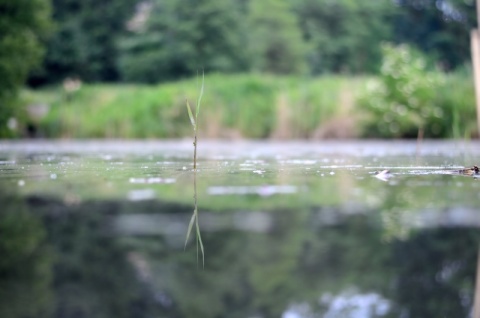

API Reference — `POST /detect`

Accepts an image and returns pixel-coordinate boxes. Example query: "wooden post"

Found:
[478,0,480,30]
[471,29,480,135]
[473,3,480,310]
[473,0,480,135]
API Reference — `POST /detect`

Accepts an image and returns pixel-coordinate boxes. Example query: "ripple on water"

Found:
[129,177,176,184]
[127,189,156,201]
[207,185,298,197]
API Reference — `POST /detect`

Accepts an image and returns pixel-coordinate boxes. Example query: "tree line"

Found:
[23,0,477,86]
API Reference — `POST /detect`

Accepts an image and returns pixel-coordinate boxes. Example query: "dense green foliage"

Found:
[295,0,394,74]
[23,70,476,139]
[118,0,248,82]
[25,74,365,139]
[247,0,306,74]
[360,44,476,138]
[393,0,476,70]
[30,0,136,84]
[30,0,479,84]
[0,0,52,137]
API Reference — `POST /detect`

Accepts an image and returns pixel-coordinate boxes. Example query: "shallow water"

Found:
[1,140,480,318]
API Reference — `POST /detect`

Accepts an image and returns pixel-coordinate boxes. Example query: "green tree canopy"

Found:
[30,0,137,84]
[295,0,394,74]
[0,0,52,137]
[23,0,479,87]
[118,0,248,83]
[247,0,307,74]
[393,0,476,70]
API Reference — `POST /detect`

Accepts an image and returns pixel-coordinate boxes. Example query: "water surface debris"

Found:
[374,169,393,182]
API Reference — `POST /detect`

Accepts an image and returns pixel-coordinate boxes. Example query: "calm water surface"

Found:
[1,140,480,318]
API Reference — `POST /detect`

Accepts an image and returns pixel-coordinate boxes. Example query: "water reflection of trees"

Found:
[390,228,478,317]
[37,198,166,318]
[1,190,479,317]
[124,205,479,317]
[0,189,53,318]
[367,174,480,241]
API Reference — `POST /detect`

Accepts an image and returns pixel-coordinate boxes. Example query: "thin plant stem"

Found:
[184,72,205,267]
[193,133,197,171]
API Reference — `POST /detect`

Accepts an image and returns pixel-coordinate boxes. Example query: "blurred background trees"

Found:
[294,0,394,74]
[393,0,476,70]
[117,0,249,83]
[1,0,478,137]
[29,0,138,85]
[248,0,307,74]
[25,0,479,85]
[0,0,52,137]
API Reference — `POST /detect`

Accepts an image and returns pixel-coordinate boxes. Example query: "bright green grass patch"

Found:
[22,74,367,139]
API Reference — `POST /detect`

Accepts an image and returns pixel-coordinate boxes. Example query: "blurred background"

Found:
[1,0,479,139]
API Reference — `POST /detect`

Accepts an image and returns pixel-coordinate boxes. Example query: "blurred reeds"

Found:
[21,72,476,139]
[22,74,365,139]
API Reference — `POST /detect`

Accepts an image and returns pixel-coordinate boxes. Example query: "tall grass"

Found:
[23,74,366,139]
[438,71,476,139]
[22,72,475,139]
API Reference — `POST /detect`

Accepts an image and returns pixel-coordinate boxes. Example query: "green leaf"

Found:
[196,216,205,267]
[196,71,204,118]
[186,99,196,127]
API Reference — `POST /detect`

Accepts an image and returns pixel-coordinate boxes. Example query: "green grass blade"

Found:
[184,211,196,249]
[186,99,196,127]
[196,71,204,118]
[196,217,205,267]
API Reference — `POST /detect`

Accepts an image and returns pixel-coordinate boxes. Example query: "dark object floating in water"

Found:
[453,165,479,176]
[373,165,479,182]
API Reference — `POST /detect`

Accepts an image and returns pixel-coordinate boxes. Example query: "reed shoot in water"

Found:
[184,72,205,266]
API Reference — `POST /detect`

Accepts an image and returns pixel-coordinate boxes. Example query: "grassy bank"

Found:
[20,72,476,139]
[21,74,367,139]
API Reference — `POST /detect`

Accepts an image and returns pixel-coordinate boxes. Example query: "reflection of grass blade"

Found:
[186,100,196,127]
[196,216,204,267]
[184,211,196,249]
[185,208,204,267]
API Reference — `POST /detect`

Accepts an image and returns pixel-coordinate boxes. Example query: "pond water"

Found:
[1,140,480,318]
